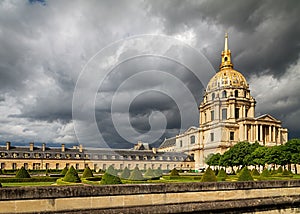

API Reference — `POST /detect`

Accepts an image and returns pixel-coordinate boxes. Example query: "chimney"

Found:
[79,144,83,153]
[42,143,46,152]
[6,142,10,150]
[61,144,65,152]
[29,142,34,152]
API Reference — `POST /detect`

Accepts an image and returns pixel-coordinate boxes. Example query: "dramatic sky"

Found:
[0,0,299,149]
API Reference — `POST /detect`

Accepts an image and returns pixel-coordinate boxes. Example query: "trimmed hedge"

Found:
[238,167,254,181]
[120,167,131,179]
[154,167,163,177]
[282,169,291,176]
[106,165,117,176]
[129,167,144,181]
[15,167,31,178]
[277,166,283,173]
[170,168,180,176]
[100,172,122,185]
[82,166,94,178]
[261,169,271,177]
[61,167,68,175]
[217,168,227,178]
[251,168,260,176]
[85,176,102,181]
[144,168,157,179]
[201,167,217,182]
[63,166,81,183]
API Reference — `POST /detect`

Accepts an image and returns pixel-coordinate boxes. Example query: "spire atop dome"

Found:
[224,32,228,51]
[219,32,233,70]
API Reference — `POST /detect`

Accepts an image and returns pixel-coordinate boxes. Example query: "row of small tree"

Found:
[206,139,300,173]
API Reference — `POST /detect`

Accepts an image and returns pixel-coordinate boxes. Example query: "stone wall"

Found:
[1,180,300,213]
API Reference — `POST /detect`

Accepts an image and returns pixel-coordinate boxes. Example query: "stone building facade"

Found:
[159,34,288,170]
[0,141,194,171]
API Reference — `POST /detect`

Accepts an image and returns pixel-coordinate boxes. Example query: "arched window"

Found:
[244,91,247,98]
[212,93,215,100]
[222,90,227,98]
[235,90,239,97]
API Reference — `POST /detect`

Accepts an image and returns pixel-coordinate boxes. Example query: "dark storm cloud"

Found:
[0,0,299,147]
[148,0,300,77]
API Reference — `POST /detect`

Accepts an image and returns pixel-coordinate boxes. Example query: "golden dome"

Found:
[206,33,248,92]
[206,68,248,92]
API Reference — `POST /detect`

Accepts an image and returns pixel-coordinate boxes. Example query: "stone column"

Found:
[269,126,272,142]
[260,125,263,142]
[256,125,259,142]
[273,126,276,143]
[244,124,247,141]
[250,125,253,142]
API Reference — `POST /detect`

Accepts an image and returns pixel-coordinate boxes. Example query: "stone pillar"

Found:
[255,125,258,142]
[269,126,272,142]
[273,126,276,143]
[244,124,247,141]
[249,125,253,142]
[260,125,263,143]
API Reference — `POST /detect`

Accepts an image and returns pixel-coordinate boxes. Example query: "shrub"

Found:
[63,166,81,183]
[217,168,227,178]
[82,166,94,178]
[144,168,157,179]
[261,169,271,177]
[238,167,253,181]
[106,165,117,176]
[154,167,163,177]
[120,167,131,179]
[61,167,68,175]
[100,172,122,184]
[282,169,291,176]
[15,167,31,178]
[277,166,283,173]
[251,168,260,176]
[200,167,217,182]
[129,167,144,181]
[236,168,241,175]
[170,168,180,176]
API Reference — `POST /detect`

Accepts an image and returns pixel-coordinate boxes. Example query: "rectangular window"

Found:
[76,163,79,170]
[144,164,147,170]
[56,163,59,170]
[103,164,106,170]
[85,163,88,168]
[222,108,227,120]
[12,163,17,170]
[24,163,28,170]
[45,163,49,169]
[180,140,183,147]
[230,132,234,141]
[211,110,214,121]
[190,136,195,144]
[66,163,70,168]
[1,163,5,169]
[235,108,239,119]
[210,133,214,142]
[120,164,123,170]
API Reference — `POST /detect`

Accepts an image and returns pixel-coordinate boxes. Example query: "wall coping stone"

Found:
[1,180,300,201]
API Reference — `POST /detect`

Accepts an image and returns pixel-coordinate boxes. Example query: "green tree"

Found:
[200,167,217,182]
[206,153,221,168]
[100,172,122,184]
[120,167,131,179]
[15,166,31,178]
[250,146,269,169]
[82,166,94,178]
[285,139,300,174]
[63,166,81,183]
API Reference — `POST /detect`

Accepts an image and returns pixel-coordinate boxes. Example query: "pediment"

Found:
[256,114,280,122]
[184,126,199,133]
